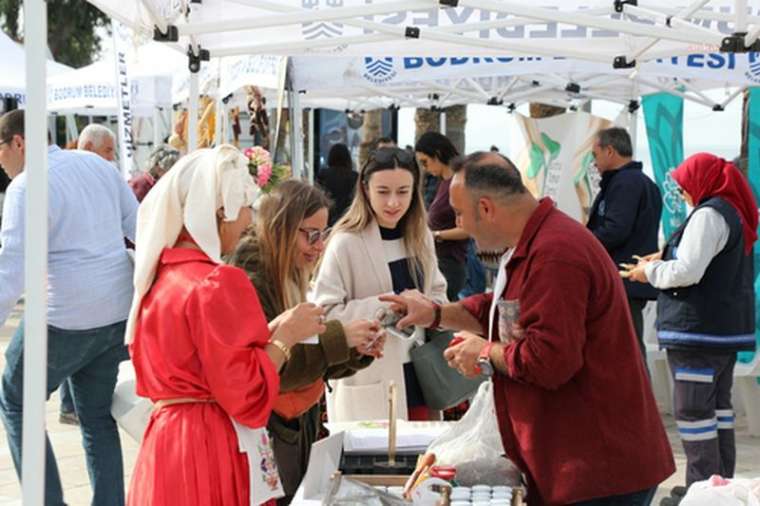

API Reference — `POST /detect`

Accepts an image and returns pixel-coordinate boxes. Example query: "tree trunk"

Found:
[444,105,467,154]
[359,110,383,167]
[414,108,441,143]
[529,102,566,119]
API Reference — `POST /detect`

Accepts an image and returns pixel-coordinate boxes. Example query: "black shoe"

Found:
[670,486,687,498]
[660,497,681,506]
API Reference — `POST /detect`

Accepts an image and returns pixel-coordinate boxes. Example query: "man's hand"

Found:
[443,331,487,378]
[378,289,435,329]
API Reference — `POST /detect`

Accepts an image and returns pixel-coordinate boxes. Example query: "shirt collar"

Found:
[511,197,556,261]
[160,247,216,266]
[48,145,61,154]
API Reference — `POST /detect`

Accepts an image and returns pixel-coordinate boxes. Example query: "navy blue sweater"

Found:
[587,161,662,300]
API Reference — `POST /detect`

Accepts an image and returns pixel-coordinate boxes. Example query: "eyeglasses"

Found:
[300,227,331,245]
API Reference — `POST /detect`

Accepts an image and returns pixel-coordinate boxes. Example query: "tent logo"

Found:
[362,57,397,84]
[746,52,760,84]
[303,21,343,40]
[302,0,344,40]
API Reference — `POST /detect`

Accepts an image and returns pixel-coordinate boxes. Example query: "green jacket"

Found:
[228,232,373,393]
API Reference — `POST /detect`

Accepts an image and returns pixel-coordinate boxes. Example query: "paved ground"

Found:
[0,303,757,505]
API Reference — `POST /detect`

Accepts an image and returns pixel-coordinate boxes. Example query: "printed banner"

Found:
[112,21,135,178]
[642,92,687,239]
[293,52,760,92]
[515,112,612,223]
[740,87,760,364]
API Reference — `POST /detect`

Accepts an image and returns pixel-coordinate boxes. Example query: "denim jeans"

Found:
[0,319,129,506]
[59,379,75,414]
[571,486,657,506]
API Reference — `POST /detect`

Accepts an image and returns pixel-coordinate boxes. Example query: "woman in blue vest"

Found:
[626,152,758,503]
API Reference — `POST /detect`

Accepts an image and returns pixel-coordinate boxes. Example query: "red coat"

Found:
[461,198,674,505]
[128,248,280,506]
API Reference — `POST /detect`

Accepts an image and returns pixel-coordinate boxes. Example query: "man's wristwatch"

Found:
[477,342,495,377]
[433,230,442,242]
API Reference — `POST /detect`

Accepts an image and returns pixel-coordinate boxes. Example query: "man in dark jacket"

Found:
[587,127,662,368]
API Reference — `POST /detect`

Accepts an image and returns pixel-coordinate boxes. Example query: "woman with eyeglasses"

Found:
[229,179,383,504]
[312,147,448,422]
[624,153,757,497]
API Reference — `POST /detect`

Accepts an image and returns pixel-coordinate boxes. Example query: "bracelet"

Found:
[269,339,291,362]
[428,302,442,329]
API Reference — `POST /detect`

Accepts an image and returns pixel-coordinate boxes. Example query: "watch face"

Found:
[478,358,494,377]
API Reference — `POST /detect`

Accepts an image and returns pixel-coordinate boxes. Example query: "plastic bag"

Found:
[110,361,152,442]
[426,381,521,487]
[681,476,760,506]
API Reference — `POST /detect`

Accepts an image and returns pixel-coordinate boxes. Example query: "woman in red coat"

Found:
[125,145,325,505]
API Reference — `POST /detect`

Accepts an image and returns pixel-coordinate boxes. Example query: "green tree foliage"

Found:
[0,0,109,68]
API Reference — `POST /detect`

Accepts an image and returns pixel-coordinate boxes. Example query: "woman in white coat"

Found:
[313,147,448,422]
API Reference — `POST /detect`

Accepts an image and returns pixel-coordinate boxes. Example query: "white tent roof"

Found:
[87,0,759,64]
[47,42,182,115]
[0,30,71,104]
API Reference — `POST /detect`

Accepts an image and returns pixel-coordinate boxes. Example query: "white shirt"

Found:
[645,207,730,290]
[0,146,138,329]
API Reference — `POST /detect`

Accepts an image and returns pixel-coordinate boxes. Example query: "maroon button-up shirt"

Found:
[461,198,674,505]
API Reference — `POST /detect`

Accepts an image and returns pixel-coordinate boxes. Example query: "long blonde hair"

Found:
[331,147,434,291]
[255,180,331,312]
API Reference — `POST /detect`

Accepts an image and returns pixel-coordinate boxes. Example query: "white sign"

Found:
[112,21,135,178]
[515,112,613,223]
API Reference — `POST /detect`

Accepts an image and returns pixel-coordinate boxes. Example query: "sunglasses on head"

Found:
[367,147,414,169]
[300,227,331,245]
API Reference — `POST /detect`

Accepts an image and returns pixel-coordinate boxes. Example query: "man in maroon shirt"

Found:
[381,152,674,505]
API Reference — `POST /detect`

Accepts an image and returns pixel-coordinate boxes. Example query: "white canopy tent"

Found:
[87,0,760,63]
[82,0,760,167]
[19,0,760,504]
[0,29,70,105]
[47,42,181,116]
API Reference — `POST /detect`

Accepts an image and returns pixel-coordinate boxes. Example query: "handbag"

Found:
[272,378,325,420]
[409,330,484,411]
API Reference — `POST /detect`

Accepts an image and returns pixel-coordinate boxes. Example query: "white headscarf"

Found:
[125,144,258,344]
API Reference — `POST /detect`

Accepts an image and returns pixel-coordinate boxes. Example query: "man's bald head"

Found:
[451,151,527,204]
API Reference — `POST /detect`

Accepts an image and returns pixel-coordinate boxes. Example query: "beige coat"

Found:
[312,220,447,422]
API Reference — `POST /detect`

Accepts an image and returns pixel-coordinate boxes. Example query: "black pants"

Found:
[667,349,737,486]
[438,255,466,302]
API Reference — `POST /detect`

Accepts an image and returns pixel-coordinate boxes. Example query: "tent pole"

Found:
[288,90,305,180]
[153,108,162,151]
[630,82,639,158]
[736,0,748,33]
[188,72,199,152]
[721,86,746,109]
[307,108,315,184]
[23,1,49,504]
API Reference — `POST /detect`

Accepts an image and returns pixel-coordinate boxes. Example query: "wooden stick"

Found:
[388,381,397,465]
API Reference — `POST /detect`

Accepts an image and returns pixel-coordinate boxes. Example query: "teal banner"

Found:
[642,93,688,238]
[740,87,760,365]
